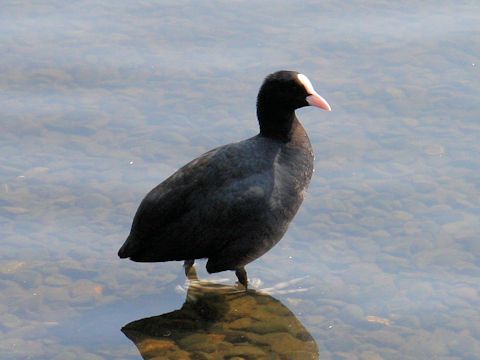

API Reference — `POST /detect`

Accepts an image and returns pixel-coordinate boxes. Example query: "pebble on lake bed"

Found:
[0,261,26,274]
[365,315,392,326]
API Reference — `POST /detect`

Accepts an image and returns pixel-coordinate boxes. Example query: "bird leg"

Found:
[235,267,248,289]
[184,260,195,278]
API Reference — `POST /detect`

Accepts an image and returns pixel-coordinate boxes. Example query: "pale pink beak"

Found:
[306,93,331,111]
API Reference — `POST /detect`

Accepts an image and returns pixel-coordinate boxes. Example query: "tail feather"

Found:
[118,235,136,259]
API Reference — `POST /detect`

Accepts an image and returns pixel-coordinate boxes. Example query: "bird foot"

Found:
[184,260,197,280]
[235,267,248,290]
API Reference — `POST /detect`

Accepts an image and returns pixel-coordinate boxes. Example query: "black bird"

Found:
[118,70,331,288]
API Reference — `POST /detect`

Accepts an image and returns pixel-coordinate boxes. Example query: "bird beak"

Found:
[306,93,331,111]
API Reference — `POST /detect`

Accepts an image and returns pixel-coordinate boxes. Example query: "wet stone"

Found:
[366,330,404,349]
[122,280,319,359]
[222,344,267,358]
[8,270,43,289]
[189,353,210,360]
[2,314,23,329]
[44,274,71,287]
[43,286,70,303]
[249,318,291,335]
[69,280,103,305]
[0,261,27,274]
[177,334,219,352]
[341,304,365,326]
[228,317,253,330]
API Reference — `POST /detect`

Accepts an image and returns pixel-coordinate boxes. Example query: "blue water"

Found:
[1,1,479,359]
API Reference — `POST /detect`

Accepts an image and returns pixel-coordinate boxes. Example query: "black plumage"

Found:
[118,70,331,287]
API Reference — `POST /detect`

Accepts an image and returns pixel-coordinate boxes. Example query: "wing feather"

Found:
[123,137,278,261]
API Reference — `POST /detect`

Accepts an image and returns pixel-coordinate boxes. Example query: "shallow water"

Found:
[1,1,479,359]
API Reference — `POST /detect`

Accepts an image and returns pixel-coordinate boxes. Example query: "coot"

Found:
[118,70,331,287]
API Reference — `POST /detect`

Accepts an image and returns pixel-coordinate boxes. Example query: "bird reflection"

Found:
[121,269,319,359]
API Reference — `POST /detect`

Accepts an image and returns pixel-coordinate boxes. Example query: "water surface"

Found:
[1,1,479,359]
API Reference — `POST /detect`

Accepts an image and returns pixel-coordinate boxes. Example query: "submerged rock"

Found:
[121,270,319,359]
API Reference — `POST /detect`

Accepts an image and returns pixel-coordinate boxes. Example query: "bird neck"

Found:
[257,104,297,142]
